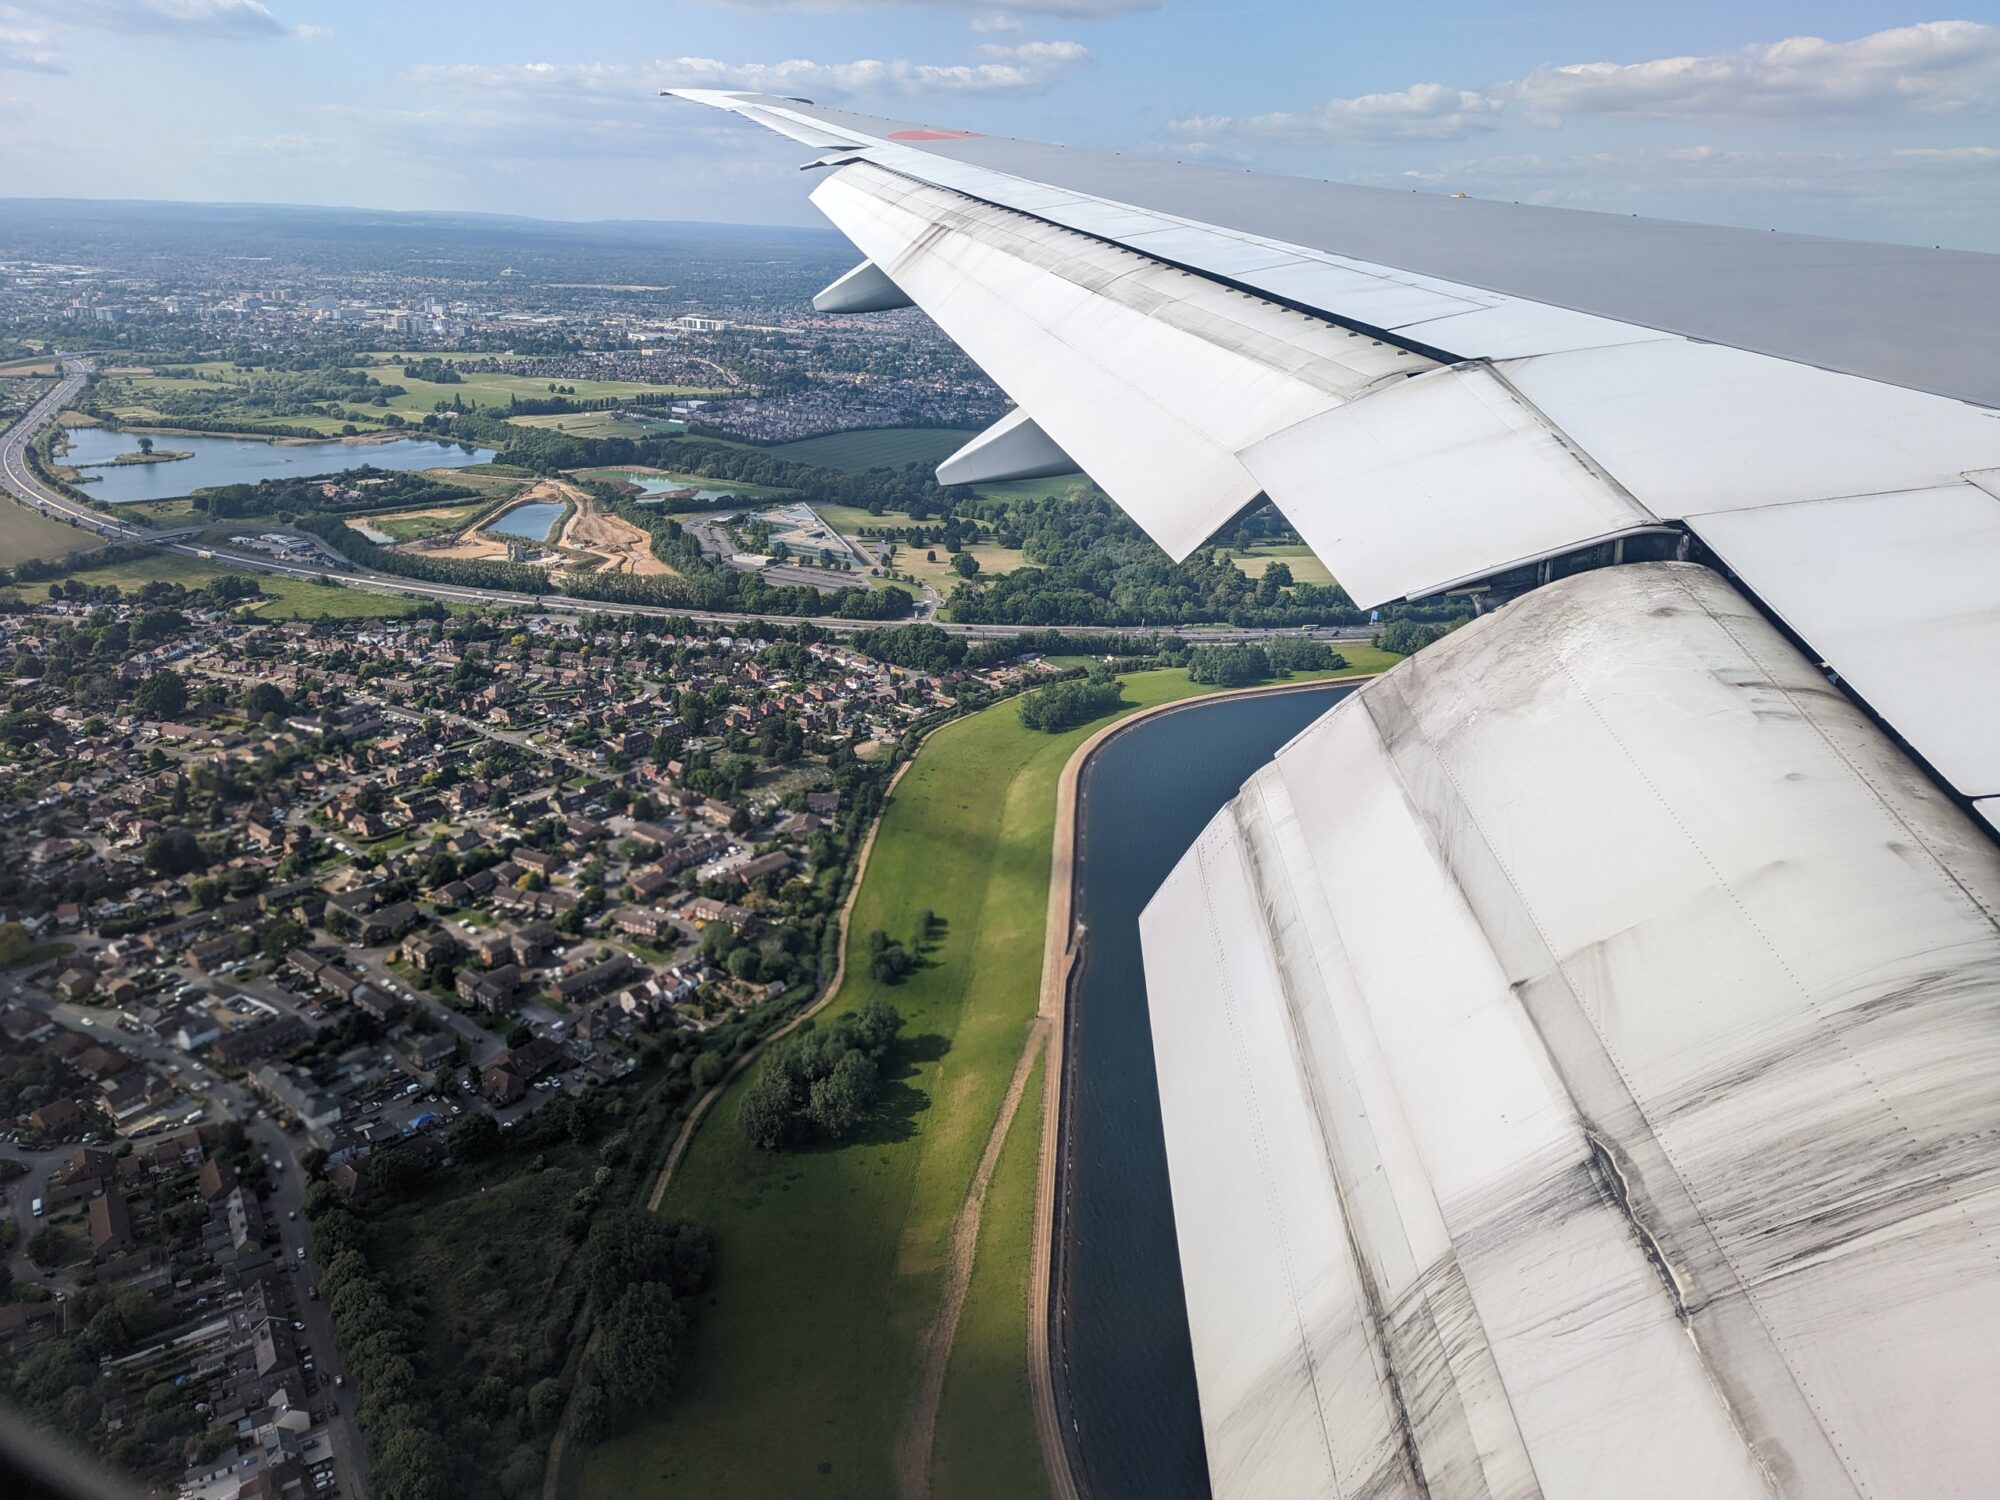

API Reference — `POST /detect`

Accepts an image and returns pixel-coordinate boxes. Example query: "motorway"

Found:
[1,357,1377,647]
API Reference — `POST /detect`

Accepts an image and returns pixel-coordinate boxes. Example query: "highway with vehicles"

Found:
[0,357,1377,647]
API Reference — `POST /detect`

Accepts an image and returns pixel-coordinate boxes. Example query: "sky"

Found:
[1,0,1997,248]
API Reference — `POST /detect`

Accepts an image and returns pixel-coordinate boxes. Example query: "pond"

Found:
[62,426,495,503]
[487,501,564,542]
[618,472,760,503]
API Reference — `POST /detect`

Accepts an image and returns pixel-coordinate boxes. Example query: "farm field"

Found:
[770,427,978,473]
[568,661,1387,1500]
[0,500,108,566]
[1227,541,1338,587]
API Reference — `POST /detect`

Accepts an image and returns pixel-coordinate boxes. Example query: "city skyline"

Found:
[0,1,1995,248]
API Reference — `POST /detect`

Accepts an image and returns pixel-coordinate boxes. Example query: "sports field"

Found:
[568,661,1388,1500]
[771,427,978,473]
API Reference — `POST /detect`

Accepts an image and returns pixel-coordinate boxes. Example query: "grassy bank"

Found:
[571,662,1380,1500]
[931,1048,1049,1500]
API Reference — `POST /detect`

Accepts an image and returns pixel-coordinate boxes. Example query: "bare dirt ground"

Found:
[559,490,675,576]
[403,478,571,564]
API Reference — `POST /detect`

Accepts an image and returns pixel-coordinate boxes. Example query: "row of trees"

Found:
[739,999,904,1149]
[1185,638,1346,687]
[188,468,480,521]
[568,1210,714,1443]
[1018,670,1125,733]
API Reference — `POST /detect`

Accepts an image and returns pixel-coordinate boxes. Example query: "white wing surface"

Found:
[678,91,2000,1500]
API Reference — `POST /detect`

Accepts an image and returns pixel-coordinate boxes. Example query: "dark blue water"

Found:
[62,426,494,502]
[1058,682,1355,1499]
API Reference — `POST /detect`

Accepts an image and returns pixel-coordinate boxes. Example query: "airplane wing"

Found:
[677,91,2000,1500]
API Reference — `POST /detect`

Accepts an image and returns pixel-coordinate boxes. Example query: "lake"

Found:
[488,501,564,542]
[62,426,495,503]
[1057,682,1357,1499]
[619,472,755,503]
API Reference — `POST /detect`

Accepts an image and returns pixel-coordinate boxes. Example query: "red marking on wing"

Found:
[888,129,983,141]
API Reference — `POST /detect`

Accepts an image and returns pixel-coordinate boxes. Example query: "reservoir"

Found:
[1058,681,1357,1500]
[617,472,761,503]
[488,501,564,543]
[62,426,494,503]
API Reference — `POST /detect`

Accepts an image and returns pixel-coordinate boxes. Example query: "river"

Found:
[1057,681,1358,1499]
[61,426,494,502]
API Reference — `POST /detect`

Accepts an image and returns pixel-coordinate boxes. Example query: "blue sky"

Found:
[2,1,1997,247]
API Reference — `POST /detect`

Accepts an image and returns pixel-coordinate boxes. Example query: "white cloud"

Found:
[1171,83,1504,143]
[1170,21,2000,144]
[971,13,1025,34]
[0,20,63,72]
[1510,20,2000,121]
[52,0,292,38]
[407,45,1089,117]
[975,39,1088,67]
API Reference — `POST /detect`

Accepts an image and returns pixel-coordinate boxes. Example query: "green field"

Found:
[355,361,727,419]
[965,474,1088,504]
[1228,542,1338,587]
[0,500,108,566]
[90,358,725,436]
[931,1048,1048,1500]
[814,503,1027,589]
[506,411,688,439]
[346,502,488,543]
[770,428,978,473]
[244,575,471,620]
[571,662,1387,1500]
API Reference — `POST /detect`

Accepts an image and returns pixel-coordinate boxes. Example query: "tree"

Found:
[1374,618,1454,655]
[301,1180,340,1220]
[27,1224,75,1269]
[593,1281,687,1422]
[144,826,207,877]
[241,681,287,720]
[134,669,186,720]
[136,436,154,455]
[569,1384,610,1444]
[1017,674,1124,733]
[951,551,980,579]
[447,1111,501,1162]
[806,1049,877,1138]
